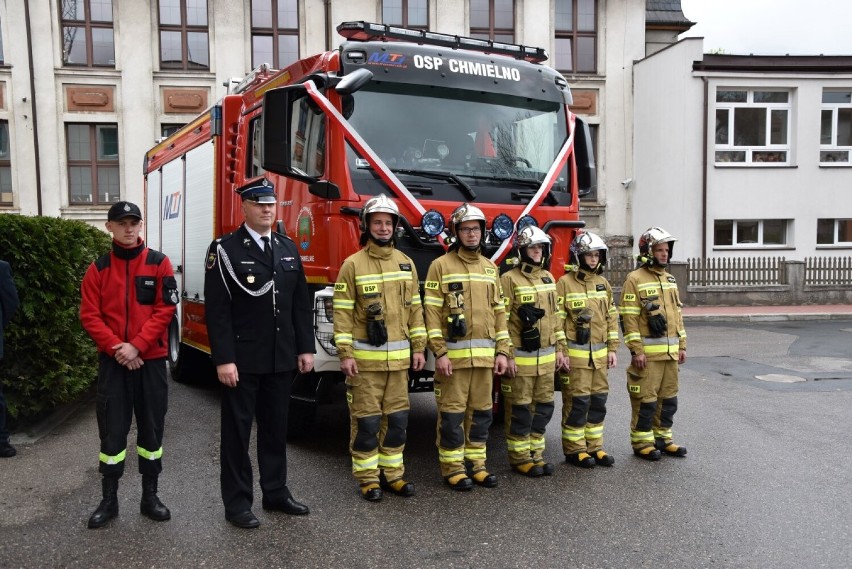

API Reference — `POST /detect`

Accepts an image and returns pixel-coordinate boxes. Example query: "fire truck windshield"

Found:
[345,82,570,203]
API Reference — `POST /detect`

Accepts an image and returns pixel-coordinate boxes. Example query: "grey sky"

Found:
[679,0,852,56]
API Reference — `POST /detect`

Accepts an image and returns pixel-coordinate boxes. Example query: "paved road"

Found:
[2,320,851,568]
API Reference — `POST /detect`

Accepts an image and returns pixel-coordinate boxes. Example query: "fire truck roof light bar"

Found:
[337,21,549,64]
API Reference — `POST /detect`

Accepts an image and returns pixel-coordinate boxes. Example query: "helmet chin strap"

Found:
[371,236,393,246]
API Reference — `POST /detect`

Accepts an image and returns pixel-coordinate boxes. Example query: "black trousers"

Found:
[220,370,294,516]
[95,354,168,478]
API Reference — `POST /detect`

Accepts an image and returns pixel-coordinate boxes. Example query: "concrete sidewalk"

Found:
[682,304,852,322]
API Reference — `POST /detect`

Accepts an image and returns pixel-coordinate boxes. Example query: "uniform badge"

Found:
[247,275,256,284]
[596,284,606,291]
[169,290,180,304]
[484,267,496,276]
[623,293,636,302]
[206,252,217,270]
[399,263,412,271]
[448,282,463,291]
[668,276,677,283]
[541,277,553,284]
[425,281,439,290]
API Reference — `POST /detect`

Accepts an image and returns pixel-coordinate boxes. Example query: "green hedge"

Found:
[0,214,111,421]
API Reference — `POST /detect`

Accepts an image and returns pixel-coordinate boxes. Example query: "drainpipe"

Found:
[701,75,709,259]
[324,0,331,50]
[24,0,43,215]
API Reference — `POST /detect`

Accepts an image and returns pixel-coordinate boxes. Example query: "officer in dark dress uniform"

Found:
[204,180,315,529]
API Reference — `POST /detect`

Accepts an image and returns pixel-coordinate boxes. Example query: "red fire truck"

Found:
[144,21,595,423]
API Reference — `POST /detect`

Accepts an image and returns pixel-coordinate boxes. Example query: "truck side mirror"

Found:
[261,86,323,184]
[574,116,597,197]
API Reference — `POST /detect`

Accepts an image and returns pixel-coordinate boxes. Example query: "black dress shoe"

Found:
[226,510,260,529]
[262,496,310,515]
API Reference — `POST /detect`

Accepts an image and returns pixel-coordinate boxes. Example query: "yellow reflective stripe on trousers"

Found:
[506,439,530,453]
[631,430,655,443]
[653,427,673,440]
[562,426,585,442]
[584,424,604,439]
[438,447,464,463]
[99,449,127,465]
[137,446,163,461]
[529,437,545,452]
[378,452,404,468]
[464,447,486,461]
[352,454,379,472]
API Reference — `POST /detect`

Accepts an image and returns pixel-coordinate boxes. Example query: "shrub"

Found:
[0,214,111,421]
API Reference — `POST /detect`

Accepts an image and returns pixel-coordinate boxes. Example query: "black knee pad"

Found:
[659,396,678,428]
[383,410,409,448]
[531,401,555,434]
[353,414,381,452]
[509,404,533,436]
[565,395,590,428]
[469,409,493,443]
[636,401,657,432]
[439,412,465,448]
[588,393,608,424]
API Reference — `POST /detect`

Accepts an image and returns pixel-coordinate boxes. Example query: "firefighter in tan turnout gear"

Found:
[556,231,619,468]
[424,204,510,491]
[333,195,427,501]
[500,226,566,477]
[619,227,688,461]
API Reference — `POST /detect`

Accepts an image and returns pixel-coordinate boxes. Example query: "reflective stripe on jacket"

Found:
[618,265,686,360]
[556,269,619,369]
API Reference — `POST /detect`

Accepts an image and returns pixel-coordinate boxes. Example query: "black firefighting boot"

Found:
[655,438,688,457]
[444,473,473,491]
[380,472,416,497]
[511,462,544,478]
[534,460,556,476]
[565,451,596,468]
[633,446,662,461]
[592,450,615,467]
[140,475,171,521]
[360,482,383,502]
[471,470,498,488]
[88,476,119,529]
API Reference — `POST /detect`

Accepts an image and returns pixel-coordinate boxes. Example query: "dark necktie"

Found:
[261,236,272,262]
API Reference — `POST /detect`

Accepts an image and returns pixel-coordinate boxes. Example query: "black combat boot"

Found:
[88,476,119,529]
[140,474,171,521]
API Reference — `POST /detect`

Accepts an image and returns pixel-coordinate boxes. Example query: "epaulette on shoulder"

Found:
[217,232,237,243]
[274,230,293,242]
[146,249,167,265]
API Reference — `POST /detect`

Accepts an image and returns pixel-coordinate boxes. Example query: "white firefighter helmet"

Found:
[570,231,608,272]
[516,225,552,267]
[638,226,676,265]
[359,194,400,232]
[448,203,486,239]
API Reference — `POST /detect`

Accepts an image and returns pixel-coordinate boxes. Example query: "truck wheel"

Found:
[170,342,214,384]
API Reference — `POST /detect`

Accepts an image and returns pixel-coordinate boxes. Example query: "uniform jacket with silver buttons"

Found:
[204,224,314,374]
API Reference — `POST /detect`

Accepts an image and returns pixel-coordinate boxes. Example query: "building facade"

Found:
[1,0,662,236]
[634,40,852,260]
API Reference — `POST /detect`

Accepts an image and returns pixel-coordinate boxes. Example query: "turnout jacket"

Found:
[500,262,566,376]
[423,247,511,368]
[332,240,427,370]
[204,224,314,374]
[618,264,686,360]
[80,239,177,360]
[556,268,619,369]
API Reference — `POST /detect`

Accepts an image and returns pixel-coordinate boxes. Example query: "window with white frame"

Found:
[714,219,790,247]
[817,218,852,246]
[714,89,790,165]
[67,123,120,205]
[820,91,852,164]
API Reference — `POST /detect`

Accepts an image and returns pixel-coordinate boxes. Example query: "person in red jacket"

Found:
[80,201,178,529]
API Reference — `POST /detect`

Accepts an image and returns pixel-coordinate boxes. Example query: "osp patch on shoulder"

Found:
[334,282,347,292]
[484,267,496,276]
[425,280,439,290]
[623,293,636,302]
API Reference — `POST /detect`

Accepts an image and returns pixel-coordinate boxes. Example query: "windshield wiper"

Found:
[459,173,542,188]
[389,169,477,201]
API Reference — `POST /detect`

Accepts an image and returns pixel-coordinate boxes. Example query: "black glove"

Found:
[642,296,667,337]
[521,326,541,352]
[574,308,592,345]
[366,303,388,346]
[447,313,467,341]
[517,304,546,327]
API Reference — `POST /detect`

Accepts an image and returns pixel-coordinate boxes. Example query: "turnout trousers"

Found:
[560,367,610,455]
[346,369,410,486]
[434,367,493,478]
[220,370,294,517]
[501,372,555,466]
[95,354,168,478]
[626,359,680,450]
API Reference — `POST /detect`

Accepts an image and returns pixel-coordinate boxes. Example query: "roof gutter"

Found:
[701,75,709,259]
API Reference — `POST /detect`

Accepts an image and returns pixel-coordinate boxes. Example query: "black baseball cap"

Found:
[108,201,143,221]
